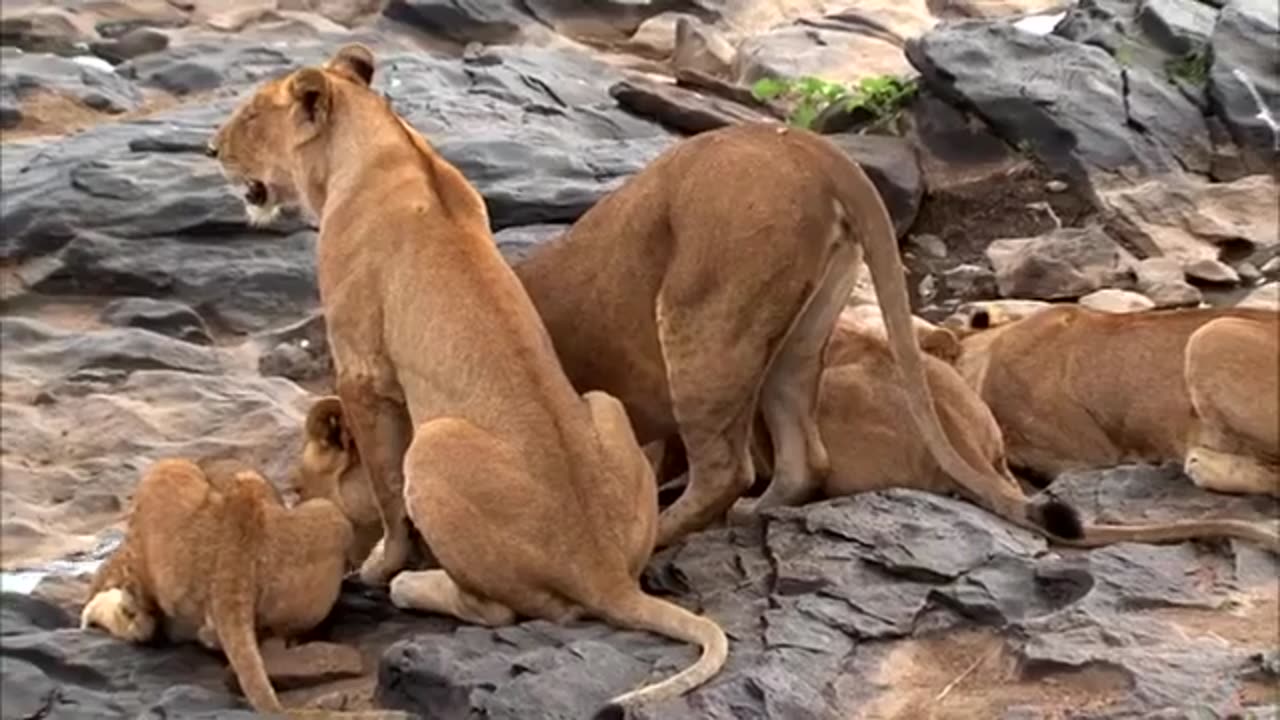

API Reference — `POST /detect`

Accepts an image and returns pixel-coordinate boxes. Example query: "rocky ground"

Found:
[1,0,1277,718]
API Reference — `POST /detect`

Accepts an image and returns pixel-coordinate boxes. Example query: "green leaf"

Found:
[751,77,789,101]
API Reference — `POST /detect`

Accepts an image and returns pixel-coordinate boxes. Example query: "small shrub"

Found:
[1166,48,1209,85]
[751,74,919,130]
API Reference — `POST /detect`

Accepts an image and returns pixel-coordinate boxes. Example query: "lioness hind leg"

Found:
[390,569,516,626]
[583,390,659,579]
[336,380,414,587]
[738,246,862,519]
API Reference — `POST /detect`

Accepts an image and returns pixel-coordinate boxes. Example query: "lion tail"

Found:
[1067,519,1280,553]
[212,472,282,714]
[785,128,1085,542]
[590,587,728,719]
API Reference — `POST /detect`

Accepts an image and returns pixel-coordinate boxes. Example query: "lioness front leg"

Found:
[336,379,414,586]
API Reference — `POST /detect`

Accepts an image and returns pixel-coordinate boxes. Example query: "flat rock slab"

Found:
[4,466,1276,718]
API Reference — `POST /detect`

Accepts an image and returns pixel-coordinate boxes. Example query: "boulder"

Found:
[1079,287,1157,312]
[1208,0,1280,174]
[89,27,170,64]
[734,16,920,89]
[376,470,1278,719]
[1102,173,1280,267]
[0,317,312,566]
[609,76,778,134]
[99,297,214,345]
[0,8,97,56]
[2,40,674,331]
[1236,281,1279,310]
[1135,257,1204,307]
[672,15,736,77]
[987,225,1138,299]
[823,133,924,238]
[0,50,144,116]
[907,21,1211,186]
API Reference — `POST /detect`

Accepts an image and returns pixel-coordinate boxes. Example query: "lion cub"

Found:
[81,458,354,714]
[208,44,727,715]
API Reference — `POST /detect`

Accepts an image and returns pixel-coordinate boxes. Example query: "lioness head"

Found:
[942,300,1051,338]
[206,43,376,226]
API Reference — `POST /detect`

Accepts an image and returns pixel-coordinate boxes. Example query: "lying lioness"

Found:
[949,303,1279,498]
[80,459,354,714]
[208,44,726,715]
[512,124,1081,546]
[745,305,1278,550]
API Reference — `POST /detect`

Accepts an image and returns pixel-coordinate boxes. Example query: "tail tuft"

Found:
[592,701,626,720]
[1030,496,1083,539]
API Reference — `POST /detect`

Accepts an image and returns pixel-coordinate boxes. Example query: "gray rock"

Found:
[907,21,1211,186]
[0,51,144,115]
[493,224,569,264]
[0,9,95,56]
[1079,287,1157,312]
[89,27,170,65]
[609,76,778,134]
[823,133,923,238]
[384,0,704,44]
[2,40,674,331]
[1184,257,1242,284]
[1208,0,1280,174]
[383,0,528,43]
[987,225,1138,299]
[1138,0,1217,55]
[672,15,736,78]
[1136,257,1204,307]
[99,297,213,345]
[940,263,999,299]
[118,42,315,96]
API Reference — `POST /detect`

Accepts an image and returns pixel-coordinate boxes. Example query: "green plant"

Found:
[751,74,919,130]
[1166,47,1209,85]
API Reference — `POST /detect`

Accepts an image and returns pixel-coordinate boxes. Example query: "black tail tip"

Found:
[592,702,626,720]
[1031,496,1084,540]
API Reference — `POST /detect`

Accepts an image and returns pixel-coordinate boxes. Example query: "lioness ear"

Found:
[325,43,375,87]
[289,67,331,125]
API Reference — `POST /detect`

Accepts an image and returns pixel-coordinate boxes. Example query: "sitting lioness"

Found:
[949,303,1280,497]
[80,459,354,714]
[207,45,726,715]
[748,305,1277,550]
[511,124,1082,547]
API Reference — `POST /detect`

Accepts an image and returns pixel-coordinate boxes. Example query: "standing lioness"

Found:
[207,45,726,715]
[514,124,1084,545]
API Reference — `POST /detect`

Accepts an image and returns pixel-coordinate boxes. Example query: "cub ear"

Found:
[289,67,331,124]
[305,397,348,451]
[325,43,375,87]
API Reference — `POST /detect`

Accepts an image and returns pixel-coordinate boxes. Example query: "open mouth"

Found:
[244,179,268,207]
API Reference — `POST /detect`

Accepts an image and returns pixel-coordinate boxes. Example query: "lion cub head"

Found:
[205,43,376,226]
[80,586,157,643]
[295,397,382,567]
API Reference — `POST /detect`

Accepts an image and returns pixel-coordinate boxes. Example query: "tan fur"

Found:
[209,45,727,714]
[752,306,1277,551]
[81,459,354,714]
[952,303,1280,498]
[511,123,1072,546]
